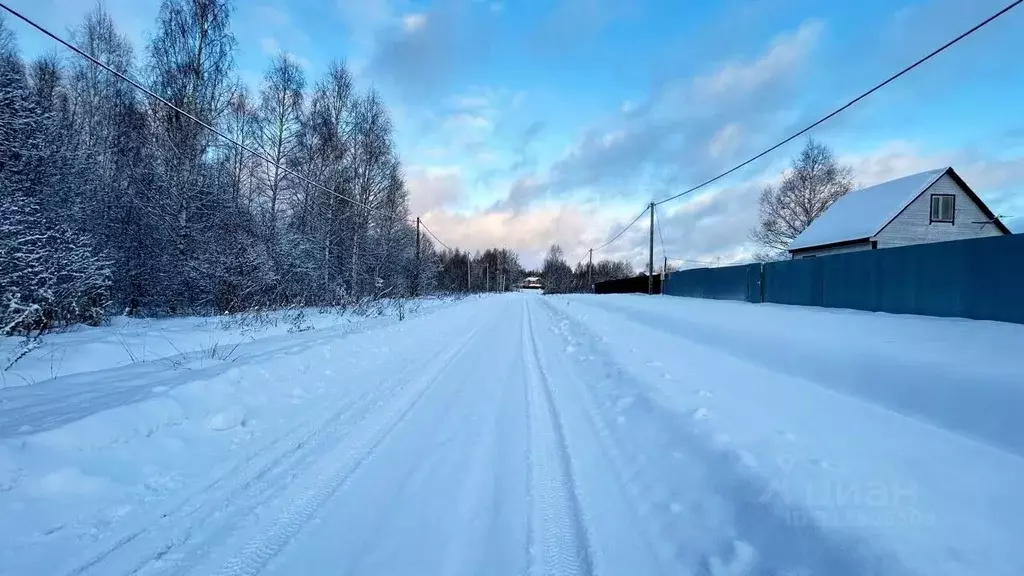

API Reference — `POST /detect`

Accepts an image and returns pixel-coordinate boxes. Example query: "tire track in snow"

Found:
[62,336,470,576]
[134,372,426,575]
[64,387,366,575]
[67,382,383,576]
[208,310,496,576]
[523,299,594,576]
[432,304,530,576]
[537,297,756,571]
[537,296,889,575]
[528,298,671,575]
[60,306,489,576]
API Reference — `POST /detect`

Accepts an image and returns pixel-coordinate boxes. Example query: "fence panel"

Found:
[663,264,762,303]
[762,234,1024,324]
[593,274,661,295]
[595,235,1022,324]
[763,259,821,307]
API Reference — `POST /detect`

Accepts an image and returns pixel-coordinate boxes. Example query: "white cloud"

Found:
[256,37,312,69]
[650,171,777,268]
[692,19,824,102]
[16,0,159,55]
[287,53,314,70]
[444,113,492,132]
[407,166,466,215]
[449,93,491,110]
[419,164,767,270]
[475,149,500,164]
[709,123,743,158]
[421,204,604,267]
[839,142,1024,216]
[337,0,395,38]
[539,19,825,205]
[349,57,369,79]
[240,4,314,71]
[260,37,281,55]
[841,141,944,188]
[366,0,496,99]
[253,5,291,27]
[418,146,450,160]
[402,13,428,33]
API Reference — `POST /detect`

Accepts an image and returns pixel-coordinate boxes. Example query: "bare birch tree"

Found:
[146,0,236,311]
[256,53,305,233]
[751,138,855,261]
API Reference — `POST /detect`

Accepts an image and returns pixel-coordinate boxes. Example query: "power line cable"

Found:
[667,257,717,266]
[0,1,414,223]
[653,0,1024,207]
[592,204,650,254]
[418,220,452,252]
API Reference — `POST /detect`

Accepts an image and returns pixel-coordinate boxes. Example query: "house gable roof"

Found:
[788,166,1010,252]
[937,168,1012,235]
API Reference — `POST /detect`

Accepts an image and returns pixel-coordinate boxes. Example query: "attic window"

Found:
[930,194,955,223]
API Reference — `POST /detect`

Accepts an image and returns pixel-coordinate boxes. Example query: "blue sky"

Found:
[8,0,1024,267]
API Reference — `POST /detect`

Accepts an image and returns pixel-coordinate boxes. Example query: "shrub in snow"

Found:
[286,309,313,333]
[0,216,112,335]
[207,406,246,431]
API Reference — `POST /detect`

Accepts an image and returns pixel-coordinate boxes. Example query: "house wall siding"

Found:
[874,174,1005,248]
[792,240,873,259]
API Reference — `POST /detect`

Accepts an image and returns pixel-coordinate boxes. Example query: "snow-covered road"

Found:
[2,293,1023,575]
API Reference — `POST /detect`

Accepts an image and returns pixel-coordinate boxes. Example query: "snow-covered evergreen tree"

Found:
[1,19,111,334]
[1,4,463,332]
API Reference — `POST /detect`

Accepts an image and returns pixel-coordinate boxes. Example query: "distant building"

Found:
[788,166,1010,259]
[522,276,543,290]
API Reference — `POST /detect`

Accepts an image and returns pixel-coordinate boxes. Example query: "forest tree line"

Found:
[0,2,523,337]
[435,248,526,294]
[541,245,635,294]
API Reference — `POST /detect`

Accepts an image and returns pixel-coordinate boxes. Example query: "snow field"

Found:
[0,297,469,575]
[1,292,1022,575]
[550,294,1024,576]
[0,299,455,388]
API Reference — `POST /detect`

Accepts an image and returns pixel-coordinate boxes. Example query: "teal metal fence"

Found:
[662,264,762,303]
[660,234,1024,324]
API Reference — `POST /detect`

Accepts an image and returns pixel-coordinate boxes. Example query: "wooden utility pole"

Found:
[648,203,655,295]
[485,263,490,292]
[467,259,471,292]
[415,217,421,296]
[588,248,593,292]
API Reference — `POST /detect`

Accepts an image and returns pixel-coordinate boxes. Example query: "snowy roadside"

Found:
[0,294,488,575]
[547,294,1024,576]
[0,297,469,438]
[0,297,457,389]
[563,294,1024,455]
